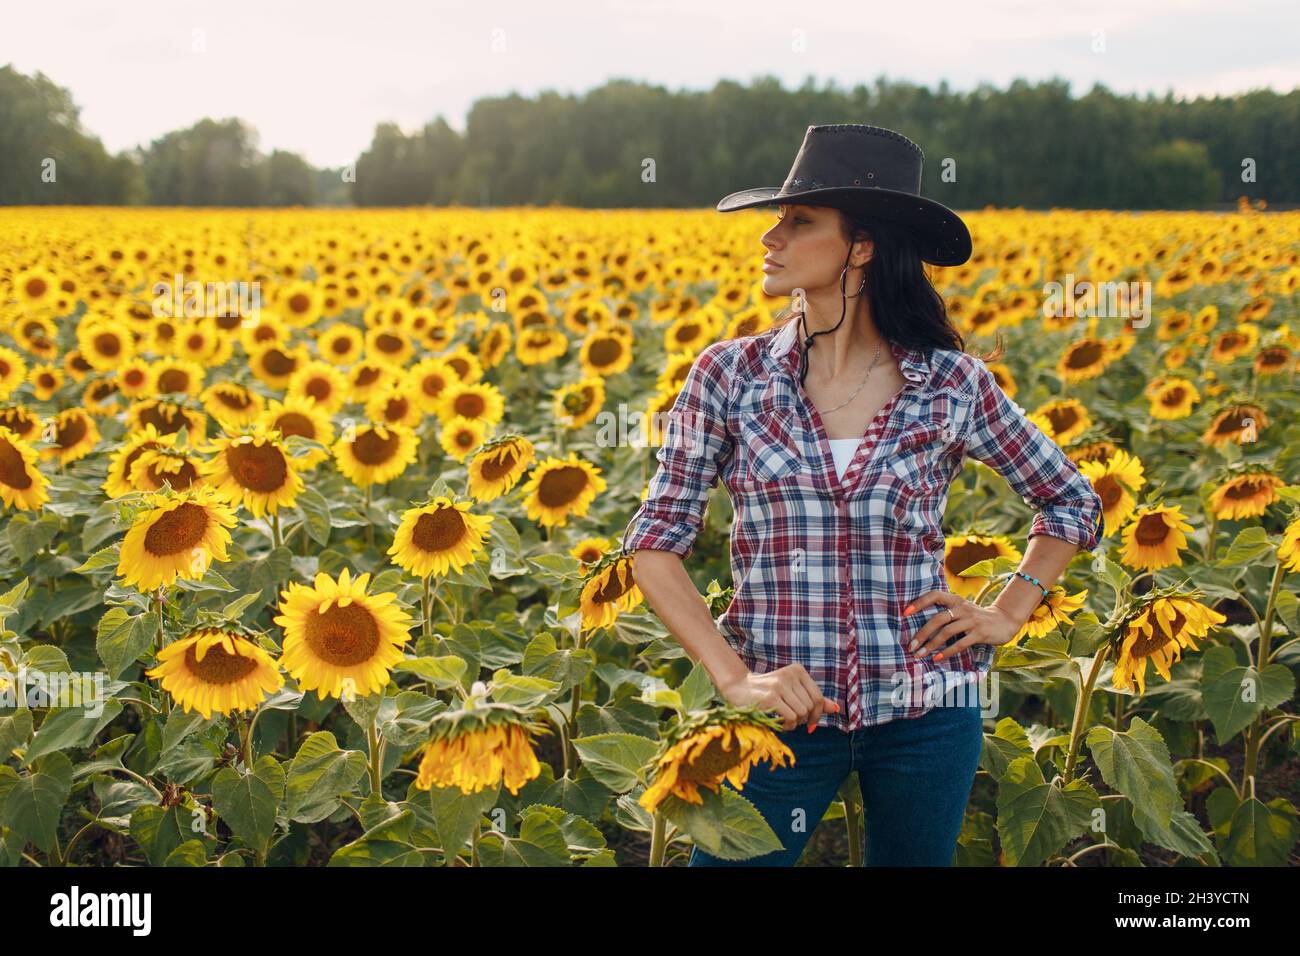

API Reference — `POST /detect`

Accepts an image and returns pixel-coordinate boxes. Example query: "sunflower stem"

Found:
[154,589,171,715]
[364,484,374,549]
[648,809,667,867]
[422,574,433,641]
[1063,644,1109,784]
[1242,559,1286,788]
[845,791,863,867]
[367,713,383,797]
[272,511,283,549]
[1202,509,1219,562]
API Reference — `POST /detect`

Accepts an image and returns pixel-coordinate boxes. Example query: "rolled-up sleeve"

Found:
[963,358,1104,552]
[621,341,735,560]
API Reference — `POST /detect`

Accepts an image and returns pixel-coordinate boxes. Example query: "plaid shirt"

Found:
[623,318,1105,731]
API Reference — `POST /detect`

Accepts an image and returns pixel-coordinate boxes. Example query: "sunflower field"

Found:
[0,203,1299,867]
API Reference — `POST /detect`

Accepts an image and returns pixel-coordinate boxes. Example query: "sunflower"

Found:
[0,425,50,511]
[200,381,265,430]
[117,485,238,592]
[388,496,494,579]
[1007,587,1088,647]
[407,356,455,413]
[75,318,134,372]
[475,322,512,368]
[365,326,414,367]
[1078,449,1145,537]
[1111,595,1227,694]
[1278,516,1300,574]
[1207,468,1286,521]
[413,685,550,796]
[273,568,413,700]
[439,415,490,462]
[1056,337,1109,383]
[520,453,607,528]
[437,381,505,428]
[1149,378,1199,420]
[514,326,568,365]
[316,322,364,366]
[287,360,350,415]
[1202,403,1268,447]
[346,361,393,404]
[257,397,335,470]
[249,343,308,390]
[467,435,536,502]
[0,405,39,442]
[128,447,204,493]
[81,378,122,416]
[578,326,634,377]
[41,408,100,465]
[1119,503,1195,572]
[115,358,153,398]
[103,424,170,498]
[150,359,206,399]
[13,267,60,312]
[571,535,611,570]
[200,431,304,517]
[365,380,422,427]
[127,398,208,440]
[553,377,606,429]
[578,551,643,630]
[333,421,418,487]
[276,280,322,328]
[943,534,1023,599]
[639,709,795,814]
[0,347,28,401]
[62,349,95,383]
[30,363,64,401]
[145,627,284,720]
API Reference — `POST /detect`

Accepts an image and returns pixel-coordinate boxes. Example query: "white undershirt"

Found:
[827,438,860,480]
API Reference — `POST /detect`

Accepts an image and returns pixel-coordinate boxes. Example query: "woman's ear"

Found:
[852,235,875,269]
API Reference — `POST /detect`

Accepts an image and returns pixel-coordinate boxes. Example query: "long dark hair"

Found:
[772,207,1003,364]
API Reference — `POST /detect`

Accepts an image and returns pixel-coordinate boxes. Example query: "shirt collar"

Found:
[766,316,930,387]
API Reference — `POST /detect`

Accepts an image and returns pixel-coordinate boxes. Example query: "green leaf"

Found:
[392,656,468,689]
[1085,716,1215,858]
[96,608,159,680]
[285,732,368,824]
[995,755,1099,866]
[0,751,73,853]
[425,781,500,865]
[1200,645,1295,744]
[164,839,210,866]
[296,487,332,547]
[211,755,285,855]
[74,545,121,574]
[659,785,785,861]
[1216,526,1276,569]
[24,699,124,766]
[570,733,659,793]
[6,513,60,564]
[130,804,190,866]
[1220,796,1300,866]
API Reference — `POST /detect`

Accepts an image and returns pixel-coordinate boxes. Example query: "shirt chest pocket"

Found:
[884,393,972,493]
[739,404,802,483]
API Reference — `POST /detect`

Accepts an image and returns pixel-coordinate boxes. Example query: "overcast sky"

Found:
[3,0,1296,167]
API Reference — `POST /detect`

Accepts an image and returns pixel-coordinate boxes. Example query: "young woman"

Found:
[622,124,1104,866]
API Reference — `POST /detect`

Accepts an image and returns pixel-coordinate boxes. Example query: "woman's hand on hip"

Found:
[902,590,1024,659]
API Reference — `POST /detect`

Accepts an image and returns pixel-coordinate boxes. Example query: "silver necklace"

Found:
[815,340,882,415]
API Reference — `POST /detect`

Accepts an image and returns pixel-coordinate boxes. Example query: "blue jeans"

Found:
[687,701,985,866]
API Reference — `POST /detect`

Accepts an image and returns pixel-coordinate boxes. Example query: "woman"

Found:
[622,124,1104,866]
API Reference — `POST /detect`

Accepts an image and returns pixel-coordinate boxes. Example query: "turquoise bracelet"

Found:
[1011,569,1050,603]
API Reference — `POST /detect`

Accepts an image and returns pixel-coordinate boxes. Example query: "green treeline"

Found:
[1,66,1294,209]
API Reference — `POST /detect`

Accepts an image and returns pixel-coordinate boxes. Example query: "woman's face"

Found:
[759,204,866,297]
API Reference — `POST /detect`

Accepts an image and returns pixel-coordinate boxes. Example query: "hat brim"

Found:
[716,185,971,267]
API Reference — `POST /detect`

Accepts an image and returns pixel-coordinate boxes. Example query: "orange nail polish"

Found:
[903,604,914,616]
[934,652,944,660]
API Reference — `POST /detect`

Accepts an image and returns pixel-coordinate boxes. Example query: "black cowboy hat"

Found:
[716,123,972,267]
